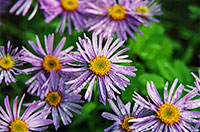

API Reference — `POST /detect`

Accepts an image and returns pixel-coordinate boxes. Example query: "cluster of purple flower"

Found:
[0,33,137,131]
[0,0,199,132]
[9,0,162,40]
[103,77,200,132]
[1,33,200,131]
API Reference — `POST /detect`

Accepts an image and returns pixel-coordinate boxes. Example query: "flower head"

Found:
[131,79,200,131]
[65,33,137,104]
[102,96,150,132]
[22,34,74,95]
[38,0,88,34]
[0,41,26,85]
[9,0,39,20]
[86,0,150,40]
[0,94,52,132]
[38,71,84,130]
[135,0,162,26]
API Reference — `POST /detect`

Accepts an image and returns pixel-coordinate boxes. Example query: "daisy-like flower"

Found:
[102,96,150,132]
[9,0,39,20]
[64,33,137,105]
[0,41,26,85]
[0,94,53,132]
[134,0,162,26]
[22,34,74,95]
[85,0,149,40]
[130,79,200,131]
[38,0,88,35]
[37,71,84,130]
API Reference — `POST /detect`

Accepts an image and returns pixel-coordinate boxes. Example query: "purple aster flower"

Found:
[35,71,84,130]
[0,41,26,85]
[64,33,137,105]
[22,34,74,95]
[38,0,88,35]
[0,94,53,131]
[9,0,39,20]
[85,0,149,40]
[130,79,200,131]
[134,0,162,26]
[102,96,150,132]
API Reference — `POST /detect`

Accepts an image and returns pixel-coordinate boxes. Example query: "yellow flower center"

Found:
[0,56,14,70]
[61,0,78,11]
[89,56,111,76]
[42,55,62,73]
[45,91,62,107]
[108,5,126,21]
[121,116,135,132]
[9,119,28,132]
[136,6,149,14]
[156,103,180,125]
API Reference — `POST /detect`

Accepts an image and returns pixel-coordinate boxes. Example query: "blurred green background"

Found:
[0,0,200,132]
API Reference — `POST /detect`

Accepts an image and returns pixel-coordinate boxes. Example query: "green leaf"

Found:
[128,23,177,71]
[173,60,192,84]
[156,59,177,81]
[138,73,165,89]
[81,102,97,115]
[188,5,200,20]
[71,102,96,126]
